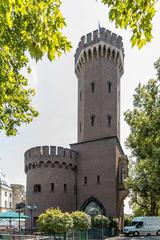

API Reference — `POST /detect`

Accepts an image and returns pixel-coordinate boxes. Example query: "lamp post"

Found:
[26,204,37,234]
[15,202,25,232]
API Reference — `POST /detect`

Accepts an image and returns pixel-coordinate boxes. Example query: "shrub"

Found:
[37,208,73,234]
[92,214,110,228]
[71,211,91,230]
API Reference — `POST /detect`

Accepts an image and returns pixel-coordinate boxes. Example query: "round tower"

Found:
[24,146,77,225]
[75,28,124,142]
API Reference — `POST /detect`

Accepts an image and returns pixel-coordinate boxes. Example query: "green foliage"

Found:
[101,0,156,48]
[124,215,133,226]
[71,211,91,230]
[92,214,110,227]
[37,208,73,234]
[109,217,118,228]
[124,58,160,215]
[0,0,71,136]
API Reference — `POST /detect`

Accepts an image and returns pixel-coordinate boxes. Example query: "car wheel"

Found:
[156,230,160,235]
[134,231,139,236]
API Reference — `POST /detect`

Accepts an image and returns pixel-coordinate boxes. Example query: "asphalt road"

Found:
[114,236,160,240]
[113,236,160,240]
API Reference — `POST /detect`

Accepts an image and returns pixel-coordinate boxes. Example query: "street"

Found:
[112,236,160,240]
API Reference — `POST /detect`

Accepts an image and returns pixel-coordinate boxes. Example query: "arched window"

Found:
[81,198,106,216]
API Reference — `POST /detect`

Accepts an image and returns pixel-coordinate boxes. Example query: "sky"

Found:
[0,0,160,213]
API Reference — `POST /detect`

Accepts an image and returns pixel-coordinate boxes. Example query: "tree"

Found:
[0,0,71,136]
[92,214,110,228]
[71,211,91,230]
[124,58,160,215]
[101,0,156,48]
[37,208,73,234]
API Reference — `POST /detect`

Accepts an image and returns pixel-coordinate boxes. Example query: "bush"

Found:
[92,214,110,228]
[71,211,91,230]
[37,208,73,234]
[109,218,118,228]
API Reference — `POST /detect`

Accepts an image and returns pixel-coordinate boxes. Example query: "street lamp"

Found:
[15,202,25,232]
[26,204,37,234]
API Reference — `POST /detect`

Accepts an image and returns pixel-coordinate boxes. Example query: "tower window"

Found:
[80,122,82,132]
[80,91,82,101]
[107,115,112,127]
[51,183,54,191]
[64,184,67,192]
[97,175,100,184]
[34,184,41,192]
[84,176,87,185]
[108,82,112,93]
[91,82,95,93]
[91,115,95,127]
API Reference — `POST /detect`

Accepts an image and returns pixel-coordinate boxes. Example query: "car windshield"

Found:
[128,221,138,226]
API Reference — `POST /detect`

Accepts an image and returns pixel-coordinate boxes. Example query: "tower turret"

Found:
[75,28,124,142]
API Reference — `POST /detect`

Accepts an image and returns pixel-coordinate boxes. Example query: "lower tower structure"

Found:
[24,28,128,231]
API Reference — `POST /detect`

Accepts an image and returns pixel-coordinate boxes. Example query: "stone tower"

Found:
[71,28,128,226]
[75,28,124,142]
[24,28,128,231]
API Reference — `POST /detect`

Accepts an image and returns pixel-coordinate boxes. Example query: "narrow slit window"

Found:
[97,175,100,184]
[80,123,82,132]
[108,82,112,93]
[64,184,67,192]
[84,176,87,185]
[91,115,95,127]
[107,115,112,127]
[51,183,54,191]
[80,91,82,101]
[91,82,95,93]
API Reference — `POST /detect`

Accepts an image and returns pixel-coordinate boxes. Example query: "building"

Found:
[24,28,128,229]
[0,171,25,212]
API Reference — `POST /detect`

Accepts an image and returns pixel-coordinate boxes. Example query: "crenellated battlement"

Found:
[25,146,78,173]
[75,28,124,77]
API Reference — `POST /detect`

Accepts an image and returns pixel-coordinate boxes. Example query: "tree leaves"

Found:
[0,0,71,136]
[101,0,156,48]
[125,58,160,215]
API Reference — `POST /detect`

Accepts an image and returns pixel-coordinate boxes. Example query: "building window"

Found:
[80,91,82,101]
[64,184,67,192]
[5,192,7,197]
[9,193,12,198]
[107,115,112,127]
[80,122,82,132]
[84,176,87,185]
[5,201,7,208]
[108,82,112,93]
[9,202,12,208]
[97,175,100,184]
[34,184,41,192]
[91,115,95,127]
[91,82,95,93]
[51,183,54,191]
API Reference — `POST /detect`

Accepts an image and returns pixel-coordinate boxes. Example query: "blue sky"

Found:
[0,0,160,213]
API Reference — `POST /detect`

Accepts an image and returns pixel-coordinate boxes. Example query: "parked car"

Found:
[123,216,160,236]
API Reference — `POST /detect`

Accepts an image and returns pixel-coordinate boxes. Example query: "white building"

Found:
[0,170,25,212]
